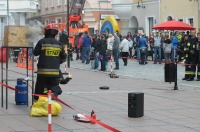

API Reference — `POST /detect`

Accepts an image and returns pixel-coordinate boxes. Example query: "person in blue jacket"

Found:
[171,31,179,62]
[138,33,148,64]
[82,31,92,64]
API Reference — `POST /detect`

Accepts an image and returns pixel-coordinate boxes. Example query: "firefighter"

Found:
[186,31,197,81]
[33,23,67,101]
[182,35,191,80]
[178,33,185,62]
[195,32,200,81]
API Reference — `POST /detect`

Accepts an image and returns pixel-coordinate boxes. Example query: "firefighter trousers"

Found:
[190,53,200,79]
[184,58,191,79]
[34,76,61,100]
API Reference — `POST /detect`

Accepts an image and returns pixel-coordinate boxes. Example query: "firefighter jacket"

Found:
[195,40,200,57]
[34,37,67,77]
[182,40,190,59]
[189,37,197,56]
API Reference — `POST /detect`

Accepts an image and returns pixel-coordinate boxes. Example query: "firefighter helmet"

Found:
[45,23,57,30]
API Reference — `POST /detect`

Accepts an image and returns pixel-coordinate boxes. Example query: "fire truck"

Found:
[51,0,88,47]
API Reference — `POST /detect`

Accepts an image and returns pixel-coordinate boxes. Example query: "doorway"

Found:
[148,17,153,37]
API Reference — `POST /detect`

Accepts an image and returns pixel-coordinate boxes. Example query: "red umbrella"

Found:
[152,20,195,30]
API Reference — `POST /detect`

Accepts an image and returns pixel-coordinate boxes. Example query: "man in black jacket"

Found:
[33,24,67,100]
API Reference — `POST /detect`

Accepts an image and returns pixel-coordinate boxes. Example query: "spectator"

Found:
[171,31,179,62]
[153,32,162,64]
[116,30,122,41]
[128,37,133,58]
[163,35,172,63]
[82,31,92,64]
[98,35,107,71]
[136,33,141,62]
[148,32,154,60]
[127,32,133,40]
[138,33,148,64]
[113,33,120,70]
[120,36,130,66]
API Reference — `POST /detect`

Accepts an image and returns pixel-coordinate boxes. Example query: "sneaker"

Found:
[114,68,119,70]
[153,62,157,64]
[196,78,200,81]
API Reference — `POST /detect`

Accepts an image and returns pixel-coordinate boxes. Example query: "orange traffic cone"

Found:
[16,53,22,67]
[28,57,34,70]
[21,55,26,68]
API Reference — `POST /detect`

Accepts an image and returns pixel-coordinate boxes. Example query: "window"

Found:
[188,18,193,26]
[167,16,173,21]
[51,0,54,7]
[57,0,62,6]
[178,19,183,22]
[45,0,49,8]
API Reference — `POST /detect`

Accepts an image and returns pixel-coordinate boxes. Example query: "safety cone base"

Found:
[109,73,119,78]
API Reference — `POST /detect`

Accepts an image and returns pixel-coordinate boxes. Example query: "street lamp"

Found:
[67,0,70,68]
[137,0,145,9]
[7,0,9,25]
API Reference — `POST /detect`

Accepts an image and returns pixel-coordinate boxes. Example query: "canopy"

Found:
[152,20,195,30]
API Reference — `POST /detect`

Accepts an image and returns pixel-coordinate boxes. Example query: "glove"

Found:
[60,77,72,84]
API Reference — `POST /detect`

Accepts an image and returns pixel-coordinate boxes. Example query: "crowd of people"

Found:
[73,30,200,81]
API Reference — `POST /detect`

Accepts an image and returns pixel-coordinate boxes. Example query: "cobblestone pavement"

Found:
[0,57,200,132]
[69,56,199,91]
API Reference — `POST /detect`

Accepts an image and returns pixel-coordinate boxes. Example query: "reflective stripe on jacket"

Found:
[34,38,67,77]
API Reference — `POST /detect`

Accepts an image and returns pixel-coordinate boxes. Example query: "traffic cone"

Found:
[21,55,26,68]
[28,57,34,70]
[16,53,22,67]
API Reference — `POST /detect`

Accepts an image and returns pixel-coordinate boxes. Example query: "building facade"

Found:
[0,0,39,45]
[29,0,115,35]
[112,0,160,36]
[112,0,200,36]
[160,0,200,32]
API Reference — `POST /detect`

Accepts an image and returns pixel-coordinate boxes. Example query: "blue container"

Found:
[15,78,28,105]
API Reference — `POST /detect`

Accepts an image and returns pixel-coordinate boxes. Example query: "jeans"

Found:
[129,47,133,58]
[100,54,106,71]
[154,47,161,63]
[82,47,90,63]
[137,47,141,62]
[171,48,177,62]
[113,49,119,68]
[140,48,147,64]
[164,53,171,63]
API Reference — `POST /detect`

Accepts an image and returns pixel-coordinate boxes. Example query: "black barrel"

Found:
[164,63,176,82]
[128,92,144,118]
